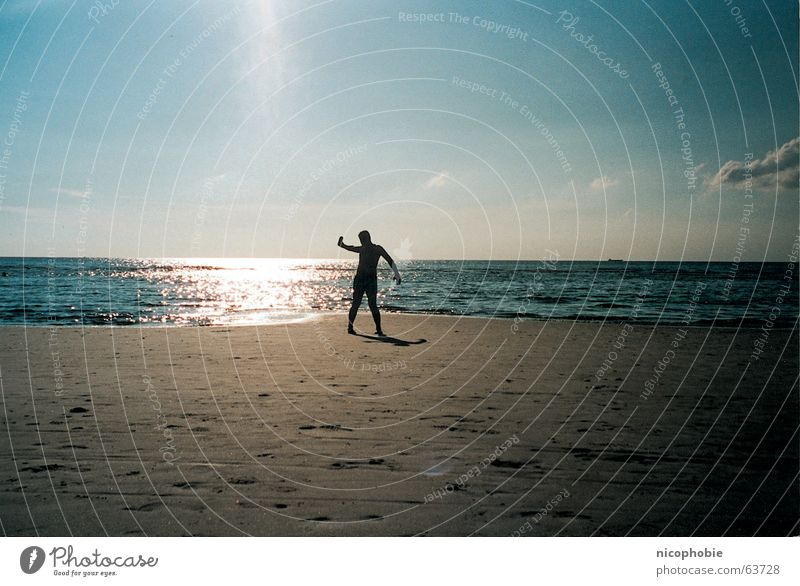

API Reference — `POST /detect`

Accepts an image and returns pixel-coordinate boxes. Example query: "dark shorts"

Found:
[353,273,377,299]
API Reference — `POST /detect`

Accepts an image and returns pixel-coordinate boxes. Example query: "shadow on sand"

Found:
[351,332,427,347]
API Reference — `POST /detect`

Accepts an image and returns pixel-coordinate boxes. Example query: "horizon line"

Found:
[0,255,787,263]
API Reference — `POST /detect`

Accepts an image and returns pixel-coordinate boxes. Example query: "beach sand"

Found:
[0,314,796,536]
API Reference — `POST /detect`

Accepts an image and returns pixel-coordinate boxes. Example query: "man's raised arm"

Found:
[380,246,402,285]
[337,236,361,253]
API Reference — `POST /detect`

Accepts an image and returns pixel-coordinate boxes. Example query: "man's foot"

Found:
[347,326,355,335]
[375,330,385,336]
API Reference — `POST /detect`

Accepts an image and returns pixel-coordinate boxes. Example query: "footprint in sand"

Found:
[123,502,161,512]
[330,461,359,469]
[228,477,256,485]
[19,464,63,473]
[489,459,526,469]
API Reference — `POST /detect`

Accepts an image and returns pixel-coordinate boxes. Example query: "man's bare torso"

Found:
[356,243,385,279]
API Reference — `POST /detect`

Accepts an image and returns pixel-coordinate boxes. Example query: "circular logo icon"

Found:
[20,546,45,574]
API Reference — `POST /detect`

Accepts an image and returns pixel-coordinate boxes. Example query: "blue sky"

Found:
[0,0,796,260]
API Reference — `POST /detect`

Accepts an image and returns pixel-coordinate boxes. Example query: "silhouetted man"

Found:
[338,230,401,336]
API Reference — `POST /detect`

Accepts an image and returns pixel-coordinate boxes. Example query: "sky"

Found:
[0,0,797,260]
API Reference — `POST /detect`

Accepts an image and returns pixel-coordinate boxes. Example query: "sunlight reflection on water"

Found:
[0,257,795,326]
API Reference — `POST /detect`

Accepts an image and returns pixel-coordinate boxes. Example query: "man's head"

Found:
[358,230,371,244]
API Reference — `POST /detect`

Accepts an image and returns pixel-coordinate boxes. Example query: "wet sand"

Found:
[0,314,796,536]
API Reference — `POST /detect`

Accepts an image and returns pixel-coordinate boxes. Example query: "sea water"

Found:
[0,257,795,327]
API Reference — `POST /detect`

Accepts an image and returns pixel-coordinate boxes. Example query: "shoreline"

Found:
[0,309,795,329]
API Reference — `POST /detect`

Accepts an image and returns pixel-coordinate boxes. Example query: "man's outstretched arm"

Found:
[337,236,361,253]
[380,246,402,285]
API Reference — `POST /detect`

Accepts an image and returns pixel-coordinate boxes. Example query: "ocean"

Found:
[0,257,796,327]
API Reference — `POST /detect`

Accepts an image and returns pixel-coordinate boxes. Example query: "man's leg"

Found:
[348,283,365,333]
[366,290,382,335]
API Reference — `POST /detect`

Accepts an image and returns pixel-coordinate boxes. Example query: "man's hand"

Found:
[337,236,344,247]
[391,262,402,285]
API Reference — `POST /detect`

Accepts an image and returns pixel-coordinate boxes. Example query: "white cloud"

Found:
[48,187,89,199]
[589,176,619,191]
[0,206,51,219]
[708,137,799,192]
[423,171,450,190]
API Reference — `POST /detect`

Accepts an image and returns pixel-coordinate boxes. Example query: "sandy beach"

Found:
[0,314,796,536]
